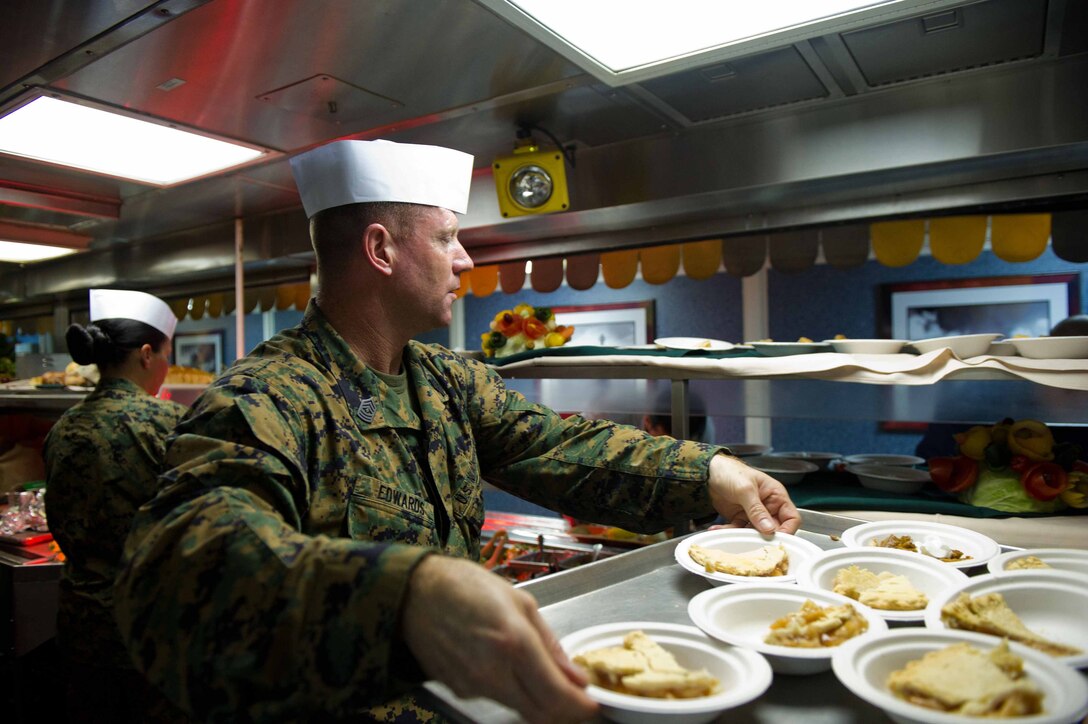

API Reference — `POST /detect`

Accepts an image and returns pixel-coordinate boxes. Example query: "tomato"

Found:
[928,456,978,494]
[496,311,523,337]
[1021,462,1069,501]
[522,317,547,339]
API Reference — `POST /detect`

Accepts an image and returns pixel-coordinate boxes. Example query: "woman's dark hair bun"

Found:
[65,323,97,365]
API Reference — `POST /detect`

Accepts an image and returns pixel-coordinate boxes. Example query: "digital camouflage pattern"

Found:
[43,376,187,667]
[115,301,723,721]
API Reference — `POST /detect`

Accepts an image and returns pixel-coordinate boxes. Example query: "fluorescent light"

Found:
[482,0,959,84]
[0,240,79,263]
[0,96,267,185]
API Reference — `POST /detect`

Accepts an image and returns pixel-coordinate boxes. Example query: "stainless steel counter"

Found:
[422,510,914,723]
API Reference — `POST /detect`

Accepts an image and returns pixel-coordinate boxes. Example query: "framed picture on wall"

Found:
[551,300,655,347]
[173,330,225,373]
[879,273,1080,340]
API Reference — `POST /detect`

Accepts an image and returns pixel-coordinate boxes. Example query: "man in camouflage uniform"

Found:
[114,140,800,723]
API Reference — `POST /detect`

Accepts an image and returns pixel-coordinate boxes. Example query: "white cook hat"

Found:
[89,289,177,338]
[289,139,474,217]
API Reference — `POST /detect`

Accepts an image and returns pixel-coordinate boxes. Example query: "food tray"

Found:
[422,510,962,722]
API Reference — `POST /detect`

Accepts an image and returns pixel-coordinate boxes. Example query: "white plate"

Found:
[825,339,908,354]
[720,443,772,457]
[688,583,889,674]
[765,451,841,471]
[987,547,1088,577]
[744,455,818,486]
[750,341,831,356]
[795,547,968,624]
[846,463,931,494]
[674,529,824,585]
[907,333,1002,358]
[840,520,999,570]
[832,629,1088,724]
[922,570,1088,668]
[655,337,734,352]
[1008,335,1088,359]
[559,621,772,724]
[843,453,925,467]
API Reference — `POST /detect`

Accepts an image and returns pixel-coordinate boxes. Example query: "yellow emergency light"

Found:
[492,134,570,218]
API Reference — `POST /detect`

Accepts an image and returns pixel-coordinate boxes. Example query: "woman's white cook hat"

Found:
[89,289,177,338]
[289,139,474,217]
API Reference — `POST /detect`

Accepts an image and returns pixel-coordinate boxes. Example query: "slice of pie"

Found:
[833,565,928,611]
[941,592,1082,657]
[1004,555,1051,571]
[688,543,788,577]
[763,599,869,648]
[573,630,721,699]
[887,641,1044,717]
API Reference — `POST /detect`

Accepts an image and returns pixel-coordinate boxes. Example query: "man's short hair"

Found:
[310,201,420,269]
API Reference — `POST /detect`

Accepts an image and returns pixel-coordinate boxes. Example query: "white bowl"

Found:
[847,463,931,494]
[721,443,772,457]
[1009,335,1088,359]
[795,547,968,624]
[655,337,735,352]
[688,583,889,675]
[744,455,819,485]
[765,451,841,471]
[908,333,1002,358]
[843,453,925,467]
[559,621,772,724]
[922,570,1088,668]
[987,340,1019,356]
[674,529,824,585]
[840,520,1000,570]
[826,339,907,354]
[832,629,1088,724]
[987,547,1088,577]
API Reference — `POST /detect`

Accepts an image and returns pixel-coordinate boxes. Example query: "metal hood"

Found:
[0,0,1086,307]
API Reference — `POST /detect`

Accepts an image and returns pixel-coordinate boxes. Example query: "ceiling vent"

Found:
[257,75,402,124]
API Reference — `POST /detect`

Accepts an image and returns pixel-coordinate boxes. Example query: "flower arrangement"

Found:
[927,417,1086,513]
[481,303,574,358]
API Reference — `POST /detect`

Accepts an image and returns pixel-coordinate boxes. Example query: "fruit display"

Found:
[927,418,1087,513]
[480,303,574,359]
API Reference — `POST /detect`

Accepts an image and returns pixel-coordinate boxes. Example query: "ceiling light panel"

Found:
[479,0,970,85]
[0,96,268,186]
[0,240,79,263]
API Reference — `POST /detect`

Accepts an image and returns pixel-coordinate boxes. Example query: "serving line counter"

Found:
[420,510,1015,723]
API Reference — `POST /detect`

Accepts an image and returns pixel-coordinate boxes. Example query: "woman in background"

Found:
[44,289,188,723]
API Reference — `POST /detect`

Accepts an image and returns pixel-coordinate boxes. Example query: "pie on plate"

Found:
[941,592,1082,657]
[886,640,1043,717]
[832,565,928,611]
[573,630,721,699]
[688,543,788,577]
[764,599,869,648]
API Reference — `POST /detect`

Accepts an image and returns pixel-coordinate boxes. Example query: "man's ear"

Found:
[139,343,154,368]
[362,223,395,277]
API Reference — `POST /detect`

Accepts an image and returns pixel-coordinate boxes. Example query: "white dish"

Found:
[743,455,818,486]
[843,453,925,467]
[907,333,1002,358]
[922,570,1088,668]
[750,341,831,356]
[655,337,734,352]
[846,463,931,494]
[840,520,999,570]
[1008,335,1088,359]
[987,340,1019,356]
[987,547,1088,577]
[832,628,1088,724]
[826,338,907,354]
[688,583,889,675]
[559,621,772,724]
[720,443,772,457]
[674,529,824,585]
[795,547,968,624]
[765,450,841,471]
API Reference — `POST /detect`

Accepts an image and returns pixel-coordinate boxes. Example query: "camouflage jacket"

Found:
[115,301,723,721]
[43,376,187,667]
